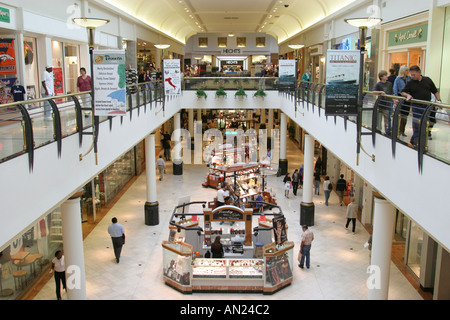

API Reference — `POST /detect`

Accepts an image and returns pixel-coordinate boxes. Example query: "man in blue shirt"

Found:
[108,217,125,263]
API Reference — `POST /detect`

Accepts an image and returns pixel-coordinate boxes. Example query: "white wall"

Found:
[0,97,182,250]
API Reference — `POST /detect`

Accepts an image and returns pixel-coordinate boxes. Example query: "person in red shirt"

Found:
[76,67,91,92]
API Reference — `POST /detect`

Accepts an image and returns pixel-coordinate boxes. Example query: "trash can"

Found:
[144,201,159,226]
[173,159,183,175]
[300,202,314,226]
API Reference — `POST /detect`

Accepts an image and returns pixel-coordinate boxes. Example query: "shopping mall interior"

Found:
[0,0,449,305]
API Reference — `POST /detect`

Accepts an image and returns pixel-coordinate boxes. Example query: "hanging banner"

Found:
[325,50,360,115]
[163,59,181,96]
[278,59,297,89]
[93,49,126,116]
[0,38,16,75]
[273,215,288,245]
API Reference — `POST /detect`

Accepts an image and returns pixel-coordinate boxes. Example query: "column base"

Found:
[279,159,288,176]
[300,202,315,226]
[144,201,159,226]
[173,160,183,175]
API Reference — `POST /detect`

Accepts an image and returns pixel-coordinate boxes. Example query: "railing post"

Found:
[48,99,62,158]
[16,104,34,172]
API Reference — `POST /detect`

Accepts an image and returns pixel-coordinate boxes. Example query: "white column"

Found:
[280,112,287,160]
[189,109,194,137]
[302,134,314,204]
[268,109,274,138]
[61,194,86,300]
[145,134,157,203]
[172,113,181,161]
[368,194,395,300]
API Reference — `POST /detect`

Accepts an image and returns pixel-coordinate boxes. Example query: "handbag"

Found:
[297,249,303,263]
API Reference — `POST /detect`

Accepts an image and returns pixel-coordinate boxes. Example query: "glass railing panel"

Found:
[183,77,278,91]
[0,106,25,161]
[32,99,56,149]
[426,107,450,163]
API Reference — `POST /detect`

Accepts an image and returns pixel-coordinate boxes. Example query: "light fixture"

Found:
[288,44,304,50]
[344,17,382,29]
[228,32,235,37]
[72,17,110,48]
[72,17,110,165]
[154,44,171,49]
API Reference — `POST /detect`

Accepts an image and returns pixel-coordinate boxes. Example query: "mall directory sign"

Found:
[325,49,360,116]
[93,49,126,116]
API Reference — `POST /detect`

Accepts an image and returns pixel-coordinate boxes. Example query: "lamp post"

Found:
[73,17,110,165]
[154,44,171,108]
[344,17,382,165]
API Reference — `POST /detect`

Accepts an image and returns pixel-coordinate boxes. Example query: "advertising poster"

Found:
[278,59,296,89]
[93,50,126,116]
[163,59,181,96]
[273,215,287,246]
[0,38,16,75]
[325,50,360,115]
[53,67,64,95]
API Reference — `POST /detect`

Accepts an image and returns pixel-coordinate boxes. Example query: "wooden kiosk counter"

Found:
[162,203,294,294]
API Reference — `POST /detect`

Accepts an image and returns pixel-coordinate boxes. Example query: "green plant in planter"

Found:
[215,88,227,98]
[234,88,247,98]
[254,89,267,99]
[196,89,207,100]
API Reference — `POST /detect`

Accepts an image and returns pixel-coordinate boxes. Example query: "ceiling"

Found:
[103,0,358,44]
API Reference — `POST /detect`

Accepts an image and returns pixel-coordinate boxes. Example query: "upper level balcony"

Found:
[0,78,449,252]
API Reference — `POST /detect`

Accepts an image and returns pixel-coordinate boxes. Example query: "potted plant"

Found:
[234,88,247,99]
[254,89,267,99]
[196,89,207,100]
[215,88,227,98]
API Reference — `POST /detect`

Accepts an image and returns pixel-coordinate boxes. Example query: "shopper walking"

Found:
[283,173,292,198]
[292,169,299,196]
[156,155,166,181]
[323,176,331,206]
[393,65,411,137]
[313,169,321,195]
[336,174,347,206]
[401,65,441,146]
[51,250,66,300]
[299,225,314,269]
[345,198,358,234]
[41,64,54,120]
[108,217,125,263]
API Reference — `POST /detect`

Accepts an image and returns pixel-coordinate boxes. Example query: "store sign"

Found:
[212,206,244,221]
[0,7,10,23]
[388,24,428,47]
[93,49,126,116]
[222,48,241,54]
[163,59,181,96]
[325,50,360,116]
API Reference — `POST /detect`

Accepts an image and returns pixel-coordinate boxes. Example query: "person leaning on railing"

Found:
[393,65,411,137]
[372,70,394,135]
[400,65,441,147]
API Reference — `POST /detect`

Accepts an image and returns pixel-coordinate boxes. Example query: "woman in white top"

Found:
[51,250,66,300]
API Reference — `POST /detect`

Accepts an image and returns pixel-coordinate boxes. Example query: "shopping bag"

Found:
[297,249,303,263]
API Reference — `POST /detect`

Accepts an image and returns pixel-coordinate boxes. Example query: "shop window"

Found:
[407,221,423,278]
[198,37,208,48]
[237,37,246,48]
[64,44,80,94]
[23,37,39,100]
[0,208,63,300]
[218,37,227,48]
[256,37,265,48]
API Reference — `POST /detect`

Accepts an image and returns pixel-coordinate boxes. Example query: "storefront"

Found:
[380,12,429,75]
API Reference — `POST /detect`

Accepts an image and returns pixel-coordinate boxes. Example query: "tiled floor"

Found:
[32,137,423,300]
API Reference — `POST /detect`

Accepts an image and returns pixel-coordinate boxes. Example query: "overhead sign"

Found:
[93,50,126,116]
[163,59,181,96]
[212,206,244,221]
[325,50,360,116]
[0,7,10,23]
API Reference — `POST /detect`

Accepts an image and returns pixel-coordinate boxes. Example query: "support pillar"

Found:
[279,112,288,175]
[368,193,395,300]
[61,192,87,300]
[144,134,159,226]
[172,112,183,175]
[300,133,315,226]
